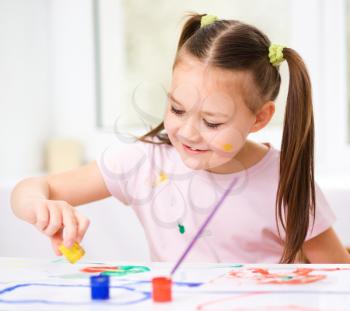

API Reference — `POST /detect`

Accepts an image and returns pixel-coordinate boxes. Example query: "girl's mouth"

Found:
[182,144,209,155]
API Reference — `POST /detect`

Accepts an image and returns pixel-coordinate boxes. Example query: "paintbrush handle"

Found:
[170,177,237,275]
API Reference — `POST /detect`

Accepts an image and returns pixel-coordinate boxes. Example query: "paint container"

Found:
[90,275,110,300]
[152,276,172,302]
[58,242,85,264]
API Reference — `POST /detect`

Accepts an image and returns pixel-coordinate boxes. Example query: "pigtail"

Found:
[276,48,315,263]
[176,13,204,51]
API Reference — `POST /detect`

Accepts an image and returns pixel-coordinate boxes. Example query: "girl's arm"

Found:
[11,161,110,254]
[43,161,110,206]
[303,227,350,263]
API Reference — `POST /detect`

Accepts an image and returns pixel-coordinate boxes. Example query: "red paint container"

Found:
[152,276,172,302]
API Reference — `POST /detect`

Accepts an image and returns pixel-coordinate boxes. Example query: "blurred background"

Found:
[1,0,350,261]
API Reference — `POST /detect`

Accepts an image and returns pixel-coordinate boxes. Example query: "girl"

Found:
[11,13,350,264]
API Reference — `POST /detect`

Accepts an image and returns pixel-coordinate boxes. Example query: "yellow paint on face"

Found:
[223,144,233,152]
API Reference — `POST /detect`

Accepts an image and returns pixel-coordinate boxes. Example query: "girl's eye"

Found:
[171,106,185,115]
[204,120,223,129]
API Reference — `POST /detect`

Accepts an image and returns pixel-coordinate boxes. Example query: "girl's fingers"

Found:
[51,230,63,256]
[43,204,63,237]
[33,200,88,254]
[75,213,90,243]
[34,201,49,231]
[62,205,78,248]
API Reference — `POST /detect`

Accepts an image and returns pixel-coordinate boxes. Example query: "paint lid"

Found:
[90,275,110,300]
[152,276,172,302]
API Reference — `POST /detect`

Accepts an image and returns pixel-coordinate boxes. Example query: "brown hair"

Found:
[139,13,315,263]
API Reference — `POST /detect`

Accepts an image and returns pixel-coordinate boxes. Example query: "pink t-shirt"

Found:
[97,140,336,263]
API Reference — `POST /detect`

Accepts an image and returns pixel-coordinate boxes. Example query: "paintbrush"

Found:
[170,177,238,275]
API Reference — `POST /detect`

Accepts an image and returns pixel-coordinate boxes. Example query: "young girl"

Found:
[11,13,350,264]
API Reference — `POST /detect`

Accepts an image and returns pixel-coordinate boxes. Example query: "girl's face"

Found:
[164,55,258,173]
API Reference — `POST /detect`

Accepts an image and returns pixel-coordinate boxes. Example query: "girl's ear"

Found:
[249,101,275,133]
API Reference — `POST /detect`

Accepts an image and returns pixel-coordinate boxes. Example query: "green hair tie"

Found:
[268,44,285,66]
[200,14,219,28]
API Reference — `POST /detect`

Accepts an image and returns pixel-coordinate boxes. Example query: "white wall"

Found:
[49,0,96,140]
[0,0,114,179]
[49,0,117,163]
[0,0,51,176]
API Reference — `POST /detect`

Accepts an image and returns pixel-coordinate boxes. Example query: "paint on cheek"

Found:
[207,127,245,159]
[223,144,233,152]
[208,143,236,159]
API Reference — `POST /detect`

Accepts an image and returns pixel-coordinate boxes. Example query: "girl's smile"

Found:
[182,143,209,154]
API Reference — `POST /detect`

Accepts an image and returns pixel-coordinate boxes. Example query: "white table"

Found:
[0,257,350,310]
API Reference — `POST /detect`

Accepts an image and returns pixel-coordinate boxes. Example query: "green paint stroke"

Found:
[231,264,244,268]
[178,224,185,234]
[281,276,293,280]
[101,265,150,277]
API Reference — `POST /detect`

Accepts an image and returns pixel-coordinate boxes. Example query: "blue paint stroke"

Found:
[0,280,202,306]
[0,282,150,306]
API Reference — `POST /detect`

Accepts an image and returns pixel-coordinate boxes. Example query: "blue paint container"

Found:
[90,275,110,300]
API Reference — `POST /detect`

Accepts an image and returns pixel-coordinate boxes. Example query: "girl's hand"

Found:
[32,199,90,255]
[11,162,109,255]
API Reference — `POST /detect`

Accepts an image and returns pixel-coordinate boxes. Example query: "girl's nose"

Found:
[177,117,201,143]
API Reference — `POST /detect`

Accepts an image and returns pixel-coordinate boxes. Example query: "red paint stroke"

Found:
[310,268,350,272]
[81,266,119,273]
[294,268,314,276]
[229,267,328,285]
[267,274,325,285]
